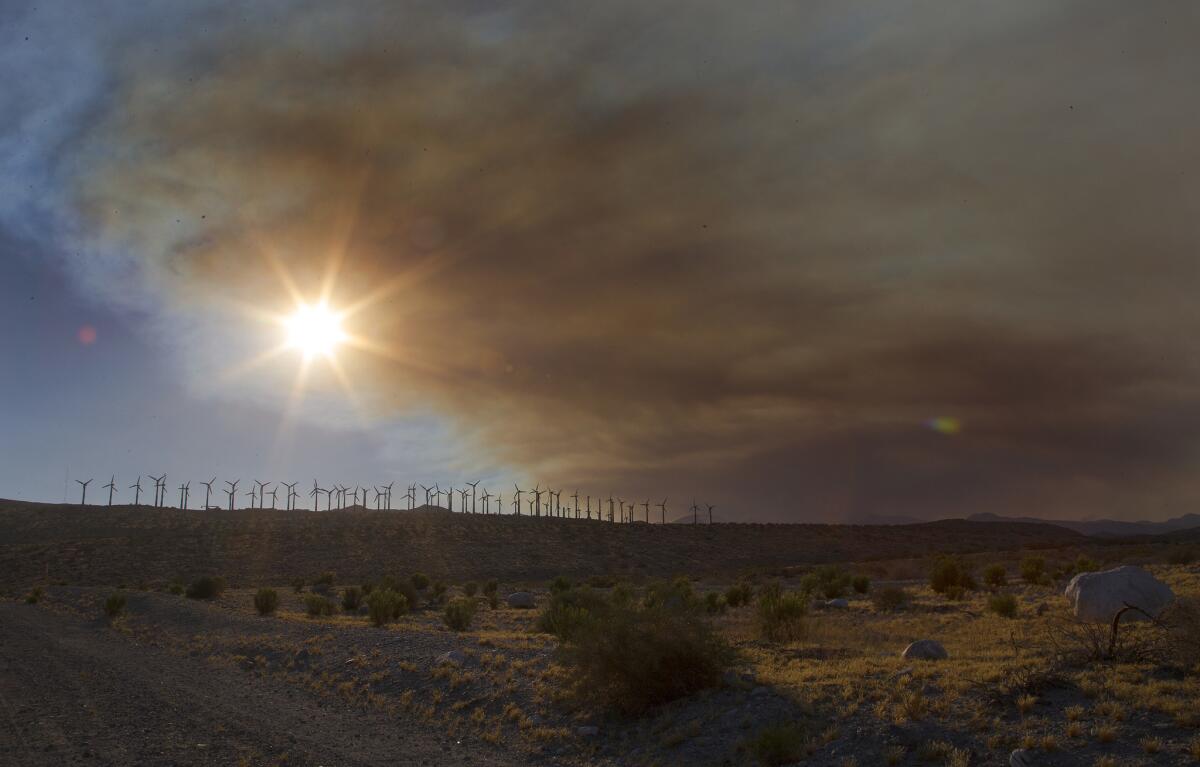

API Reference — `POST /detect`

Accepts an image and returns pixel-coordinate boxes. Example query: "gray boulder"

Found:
[1010,748,1036,767]
[1064,565,1174,623]
[433,650,465,668]
[506,591,536,609]
[826,598,849,609]
[901,639,948,661]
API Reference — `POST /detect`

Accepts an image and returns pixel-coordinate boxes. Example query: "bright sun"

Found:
[285,302,345,358]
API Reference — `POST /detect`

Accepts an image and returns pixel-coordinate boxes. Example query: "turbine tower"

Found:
[75,478,92,505]
[104,475,117,506]
[224,479,239,511]
[200,478,216,510]
[129,476,143,506]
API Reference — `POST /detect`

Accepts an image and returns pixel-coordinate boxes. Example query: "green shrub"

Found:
[304,594,336,617]
[930,556,975,595]
[254,588,279,615]
[1020,556,1046,585]
[186,576,226,600]
[313,571,335,586]
[488,592,499,610]
[757,584,807,642]
[443,597,477,631]
[367,589,408,626]
[705,591,728,614]
[463,581,478,597]
[550,576,573,594]
[562,602,730,714]
[644,577,699,612]
[377,575,420,613]
[168,581,184,596]
[800,566,851,599]
[872,586,909,612]
[341,586,362,612]
[431,581,448,604]
[724,582,754,608]
[983,564,1008,588]
[749,724,808,766]
[25,586,43,604]
[411,572,430,591]
[104,591,126,618]
[290,577,306,593]
[988,593,1018,618]
[851,575,871,595]
[1074,555,1098,573]
[483,579,498,596]
[537,586,610,640]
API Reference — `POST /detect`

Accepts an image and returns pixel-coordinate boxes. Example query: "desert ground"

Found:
[1,501,1197,767]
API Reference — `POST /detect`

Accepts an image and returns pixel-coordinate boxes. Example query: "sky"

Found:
[2,1,1200,522]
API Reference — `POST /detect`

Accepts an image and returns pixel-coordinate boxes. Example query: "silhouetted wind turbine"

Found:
[607,495,615,523]
[150,474,166,507]
[247,484,258,508]
[201,478,216,509]
[585,494,592,520]
[309,480,322,511]
[253,480,267,509]
[571,490,580,519]
[657,498,668,524]
[129,476,143,506]
[75,477,92,505]
[179,481,190,509]
[690,499,699,525]
[707,503,715,524]
[104,475,117,506]
[532,485,542,518]
[481,488,492,515]
[283,482,297,510]
[642,499,651,523]
[225,479,239,511]
[513,485,524,516]
[268,485,278,509]
[466,480,479,514]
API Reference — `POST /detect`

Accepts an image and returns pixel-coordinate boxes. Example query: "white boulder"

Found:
[506,591,536,609]
[901,639,948,661]
[1064,565,1173,623]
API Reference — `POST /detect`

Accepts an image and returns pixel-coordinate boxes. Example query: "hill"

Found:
[0,499,1088,589]
[967,511,1200,537]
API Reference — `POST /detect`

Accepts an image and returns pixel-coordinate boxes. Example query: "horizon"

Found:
[6,2,1200,523]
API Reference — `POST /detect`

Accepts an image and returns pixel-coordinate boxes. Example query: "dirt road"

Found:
[0,603,520,766]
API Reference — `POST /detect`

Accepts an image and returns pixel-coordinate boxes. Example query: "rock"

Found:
[576,726,599,737]
[1064,565,1174,623]
[901,639,948,661]
[434,650,465,668]
[826,598,849,609]
[506,591,536,609]
[1010,748,1036,767]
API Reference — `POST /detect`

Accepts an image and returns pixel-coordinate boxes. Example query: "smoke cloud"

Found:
[58,0,1200,520]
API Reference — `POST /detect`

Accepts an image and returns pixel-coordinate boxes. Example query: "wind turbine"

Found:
[283,482,298,510]
[406,484,416,510]
[419,483,432,506]
[690,499,699,525]
[268,485,278,509]
[617,498,625,524]
[707,503,716,524]
[129,476,143,506]
[447,485,455,512]
[481,488,492,515]
[253,480,268,509]
[466,480,479,514]
[607,495,615,523]
[513,485,524,516]
[150,474,166,507]
[586,495,592,520]
[642,499,651,523]
[224,479,239,511]
[179,481,190,509]
[532,485,542,518]
[326,486,334,512]
[75,478,92,505]
[458,487,469,511]
[571,490,580,519]
[104,475,117,506]
[383,482,394,510]
[309,480,322,511]
[247,484,258,509]
[657,498,668,524]
[201,478,216,509]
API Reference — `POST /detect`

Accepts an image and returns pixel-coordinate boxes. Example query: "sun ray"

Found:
[216,344,292,386]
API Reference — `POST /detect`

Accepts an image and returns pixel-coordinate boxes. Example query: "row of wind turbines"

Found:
[70,476,720,524]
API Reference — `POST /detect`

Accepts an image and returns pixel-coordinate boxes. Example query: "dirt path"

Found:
[0,603,521,766]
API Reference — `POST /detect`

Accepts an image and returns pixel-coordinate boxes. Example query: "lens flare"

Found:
[925,416,961,435]
[285,302,345,358]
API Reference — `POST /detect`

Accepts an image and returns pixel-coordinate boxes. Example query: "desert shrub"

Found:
[313,571,335,586]
[984,564,1008,588]
[104,591,126,618]
[367,588,407,626]
[290,577,306,593]
[537,586,610,640]
[1074,555,1098,573]
[1167,548,1195,566]
[25,586,43,604]
[930,556,975,595]
[360,580,374,595]
[488,592,499,610]
[549,575,572,594]
[851,575,871,594]
[1159,597,1200,671]
[341,586,362,612]
[483,579,498,596]
[186,576,226,600]
[872,586,909,612]
[254,588,279,615]
[377,575,420,612]
[463,581,478,597]
[644,577,700,613]
[562,602,730,713]
[749,724,808,766]
[725,582,754,608]
[988,593,1019,618]
[610,583,636,607]
[705,591,728,614]
[443,597,477,631]
[1020,557,1047,585]
[757,584,807,642]
[431,581,448,604]
[304,594,336,617]
[800,566,851,599]
[168,581,185,595]
[411,572,430,591]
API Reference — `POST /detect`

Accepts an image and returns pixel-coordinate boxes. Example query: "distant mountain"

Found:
[966,512,1200,538]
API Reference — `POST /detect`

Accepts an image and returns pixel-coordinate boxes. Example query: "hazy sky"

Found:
[3,1,1199,521]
